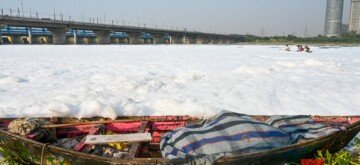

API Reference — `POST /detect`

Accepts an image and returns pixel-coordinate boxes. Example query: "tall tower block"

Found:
[349,0,360,33]
[324,0,344,37]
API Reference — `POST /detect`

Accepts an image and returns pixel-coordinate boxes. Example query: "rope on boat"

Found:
[40,143,50,165]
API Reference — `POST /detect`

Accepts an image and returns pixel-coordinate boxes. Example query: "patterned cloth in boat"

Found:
[8,118,46,136]
[8,118,57,142]
[265,115,342,143]
[160,111,291,164]
[160,111,343,165]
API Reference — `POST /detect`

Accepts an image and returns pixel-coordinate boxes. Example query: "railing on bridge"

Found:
[1,26,153,38]
[67,30,95,37]
[110,32,128,38]
[140,32,152,39]
[0,26,51,35]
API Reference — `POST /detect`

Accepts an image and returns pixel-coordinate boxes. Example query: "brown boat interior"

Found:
[0,115,359,159]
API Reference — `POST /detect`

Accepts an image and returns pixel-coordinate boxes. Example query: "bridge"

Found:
[0,16,243,45]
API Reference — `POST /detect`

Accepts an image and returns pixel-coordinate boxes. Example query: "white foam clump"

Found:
[78,100,117,119]
[0,74,26,85]
[276,61,297,67]
[46,102,71,116]
[46,100,117,119]
[0,45,359,119]
[232,65,272,74]
[304,59,324,67]
[173,71,205,85]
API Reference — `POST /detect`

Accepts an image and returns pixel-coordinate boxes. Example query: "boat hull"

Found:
[0,129,169,165]
[0,116,359,165]
[216,121,360,164]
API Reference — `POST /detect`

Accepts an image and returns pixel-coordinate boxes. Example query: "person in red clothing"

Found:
[297,45,304,52]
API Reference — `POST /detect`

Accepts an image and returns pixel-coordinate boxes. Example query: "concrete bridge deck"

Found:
[0,16,243,45]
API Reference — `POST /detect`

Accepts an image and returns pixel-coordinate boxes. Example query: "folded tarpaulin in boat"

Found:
[160,110,292,165]
[160,111,343,165]
[265,115,343,143]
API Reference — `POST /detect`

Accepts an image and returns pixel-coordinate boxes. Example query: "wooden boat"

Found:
[0,115,359,165]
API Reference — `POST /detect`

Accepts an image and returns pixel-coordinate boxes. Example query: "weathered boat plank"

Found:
[85,133,152,144]
[74,124,103,151]
[126,121,149,159]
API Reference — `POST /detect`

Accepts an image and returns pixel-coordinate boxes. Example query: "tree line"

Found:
[239,31,360,43]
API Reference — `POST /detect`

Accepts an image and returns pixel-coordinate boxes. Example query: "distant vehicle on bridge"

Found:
[40,18,51,20]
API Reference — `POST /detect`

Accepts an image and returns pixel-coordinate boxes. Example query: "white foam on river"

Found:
[0,45,359,119]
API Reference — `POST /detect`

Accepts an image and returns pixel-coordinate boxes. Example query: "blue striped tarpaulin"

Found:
[160,111,341,165]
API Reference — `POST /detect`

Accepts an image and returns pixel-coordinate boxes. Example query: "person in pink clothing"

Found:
[297,45,304,52]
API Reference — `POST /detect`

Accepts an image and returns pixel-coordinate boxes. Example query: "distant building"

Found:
[349,0,360,34]
[324,0,344,37]
[342,24,349,34]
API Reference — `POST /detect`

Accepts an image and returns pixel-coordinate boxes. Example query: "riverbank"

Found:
[237,42,360,46]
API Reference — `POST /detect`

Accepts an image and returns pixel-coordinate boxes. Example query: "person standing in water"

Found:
[304,45,311,53]
[297,45,304,52]
[285,44,291,51]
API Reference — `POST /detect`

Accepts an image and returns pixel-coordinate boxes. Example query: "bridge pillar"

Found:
[170,35,184,44]
[195,36,205,44]
[167,36,172,44]
[176,35,187,44]
[143,38,152,44]
[12,36,24,44]
[44,37,50,44]
[208,39,213,44]
[220,39,227,44]
[94,30,110,44]
[207,38,213,44]
[110,37,120,44]
[48,27,67,44]
[73,30,78,44]
[29,35,48,44]
[183,36,189,44]
[27,28,32,44]
[0,26,3,45]
[66,30,76,44]
[163,36,172,44]
[127,32,142,44]
[194,37,201,44]
[81,37,97,44]
[0,24,7,45]
[232,39,237,44]
[170,36,178,44]
[215,38,221,44]
[187,36,197,44]
[152,34,164,44]
[78,37,90,44]
[118,38,128,44]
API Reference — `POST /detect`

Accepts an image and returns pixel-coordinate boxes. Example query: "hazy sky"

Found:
[0,0,352,36]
